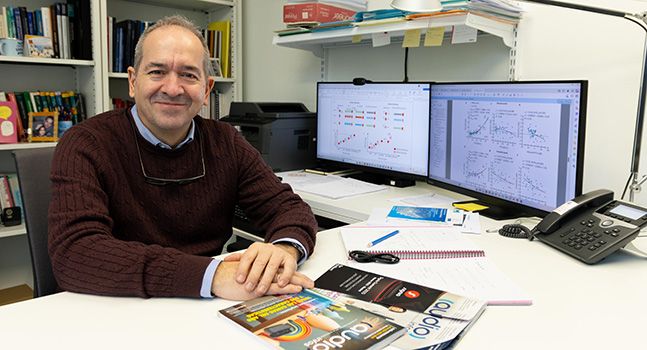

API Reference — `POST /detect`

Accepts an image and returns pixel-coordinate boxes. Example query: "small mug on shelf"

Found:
[0,38,24,56]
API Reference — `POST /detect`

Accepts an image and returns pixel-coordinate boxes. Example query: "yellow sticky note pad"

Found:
[402,29,421,48]
[351,35,362,43]
[424,26,445,47]
[453,202,489,212]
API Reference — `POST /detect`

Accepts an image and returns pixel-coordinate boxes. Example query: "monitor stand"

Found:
[346,172,416,188]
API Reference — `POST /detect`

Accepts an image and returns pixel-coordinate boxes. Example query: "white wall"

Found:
[242,0,320,110]
[243,0,647,205]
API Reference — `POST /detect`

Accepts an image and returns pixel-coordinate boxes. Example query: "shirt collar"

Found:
[130,105,195,150]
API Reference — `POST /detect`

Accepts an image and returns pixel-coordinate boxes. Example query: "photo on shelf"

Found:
[213,58,223,78]
[23,35,55,58]
[28,111,59,142]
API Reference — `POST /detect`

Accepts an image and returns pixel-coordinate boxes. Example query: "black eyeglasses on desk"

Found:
[348,250,400,264]
[132,124,206,186]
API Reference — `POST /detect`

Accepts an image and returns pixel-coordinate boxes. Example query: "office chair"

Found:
[13,147,58,298]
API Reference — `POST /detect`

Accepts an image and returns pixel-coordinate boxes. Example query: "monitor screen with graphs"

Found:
[427,81,587,218]
[316,82,431,180]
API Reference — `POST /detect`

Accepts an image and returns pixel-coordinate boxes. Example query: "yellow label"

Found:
[0,106,13,120]
[402,29,421,48]
[453,202,489,212]
[424,27,445,47]
[351,35,362,43]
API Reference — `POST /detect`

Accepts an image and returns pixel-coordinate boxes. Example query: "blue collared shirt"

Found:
[130,105,308,298]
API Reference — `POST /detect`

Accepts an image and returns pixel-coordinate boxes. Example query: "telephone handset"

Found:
[535,189,647,264]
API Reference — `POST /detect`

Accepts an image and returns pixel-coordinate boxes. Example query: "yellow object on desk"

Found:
[453,202,489,212]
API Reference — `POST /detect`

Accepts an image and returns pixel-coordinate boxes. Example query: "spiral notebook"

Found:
[341,226,485,259]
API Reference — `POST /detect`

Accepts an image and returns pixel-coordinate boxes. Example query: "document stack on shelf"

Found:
[467,0,524,23]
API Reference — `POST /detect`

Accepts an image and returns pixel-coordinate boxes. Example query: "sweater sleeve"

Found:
[48,127,212,298]
[232,130,317,256]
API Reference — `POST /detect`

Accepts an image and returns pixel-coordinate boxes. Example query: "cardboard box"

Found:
[283,3,357,24]
[0,284,33,306]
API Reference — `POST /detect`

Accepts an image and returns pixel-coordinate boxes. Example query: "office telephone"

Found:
[535,189,647,264]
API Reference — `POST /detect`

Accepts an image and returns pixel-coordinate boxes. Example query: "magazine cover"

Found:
[315,264,484,320]
[219,289,406,350]
[315,288,486,350]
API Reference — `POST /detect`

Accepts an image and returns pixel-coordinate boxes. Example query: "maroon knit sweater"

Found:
[48,109,317,298]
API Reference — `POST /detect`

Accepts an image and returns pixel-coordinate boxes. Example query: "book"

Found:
[0,100,20,143]
[208,21,230,78]
[341,226,485,260]
[219,288,406,350]
[0,175,14,209]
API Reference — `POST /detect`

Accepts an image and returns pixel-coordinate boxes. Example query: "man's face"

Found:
[44,118,53,127]
[128,25,214,144]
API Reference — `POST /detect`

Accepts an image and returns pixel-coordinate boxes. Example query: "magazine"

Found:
[387,206,465,225]
[315,288,486,350]
[315,264,485,320]
[219,288,406,350]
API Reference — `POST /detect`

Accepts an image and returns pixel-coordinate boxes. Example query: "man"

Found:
[48,16,317,300]
[44,116,54,136]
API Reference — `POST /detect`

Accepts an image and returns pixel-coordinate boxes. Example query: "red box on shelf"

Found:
[283,3,357,24]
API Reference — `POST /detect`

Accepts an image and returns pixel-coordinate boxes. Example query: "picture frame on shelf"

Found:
[28,111,59,142]
[213,58,223,78]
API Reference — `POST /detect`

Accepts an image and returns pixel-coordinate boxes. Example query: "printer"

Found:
[221,102,317,172]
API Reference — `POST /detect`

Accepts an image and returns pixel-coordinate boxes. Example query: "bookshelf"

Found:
[0,0,103,290]
[0,0,243,292]
[99,0,242,116]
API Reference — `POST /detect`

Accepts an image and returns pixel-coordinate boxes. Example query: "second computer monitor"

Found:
[316,82,431,180]
[428,81,587,218]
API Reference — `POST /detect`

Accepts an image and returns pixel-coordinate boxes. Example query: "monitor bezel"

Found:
[426,80,588,218]
[316,81,433,181]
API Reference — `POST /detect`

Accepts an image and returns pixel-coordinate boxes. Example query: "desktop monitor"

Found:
[428,80,587,219]
[316,82,431,184]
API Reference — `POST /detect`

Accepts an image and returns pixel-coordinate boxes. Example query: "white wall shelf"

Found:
[273,13,516,55]
[0,56,94,66]
[0,224,26,239]
[0,143,57,151]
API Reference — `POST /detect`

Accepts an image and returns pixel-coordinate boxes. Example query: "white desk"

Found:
[2,183,647,349]
[1,224,646,349]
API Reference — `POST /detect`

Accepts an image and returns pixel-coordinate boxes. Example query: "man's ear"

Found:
[127,67,137,98]
[203,76,215,106]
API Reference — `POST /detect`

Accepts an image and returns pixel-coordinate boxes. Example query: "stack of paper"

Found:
[468,0,524,21]
[278,171,386,199]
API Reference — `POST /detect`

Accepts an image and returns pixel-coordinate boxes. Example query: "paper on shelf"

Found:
[424,26,445,46]
[451,24,477,44]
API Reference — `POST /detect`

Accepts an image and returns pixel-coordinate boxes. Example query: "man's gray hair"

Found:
[133,15,215,78]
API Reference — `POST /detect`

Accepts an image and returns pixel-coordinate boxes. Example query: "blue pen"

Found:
[368,229,400,247]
